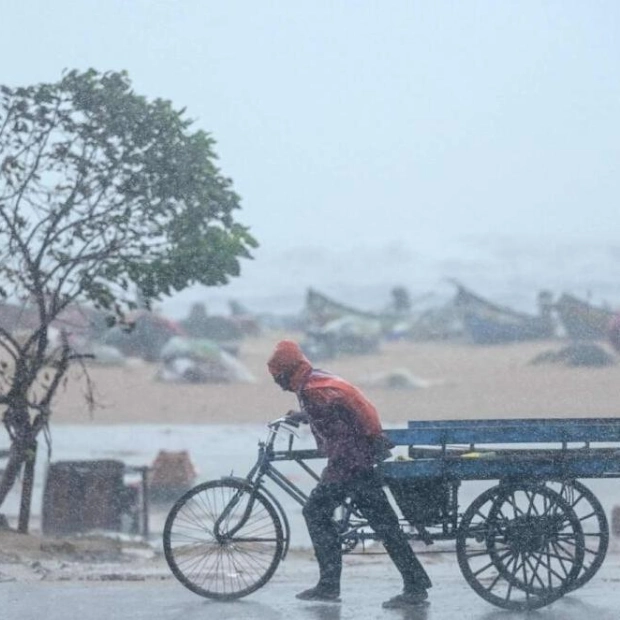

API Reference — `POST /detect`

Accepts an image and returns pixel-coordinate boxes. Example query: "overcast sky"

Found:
[2,2,619,309]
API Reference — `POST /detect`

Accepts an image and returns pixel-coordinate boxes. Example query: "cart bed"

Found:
[383,417,620,481]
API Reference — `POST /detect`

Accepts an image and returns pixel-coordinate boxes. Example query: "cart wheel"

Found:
[457,483,584,611]
[163,479,285,600]
[546,480,609,591]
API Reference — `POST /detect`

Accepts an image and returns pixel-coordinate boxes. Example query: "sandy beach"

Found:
[50,332,620,426]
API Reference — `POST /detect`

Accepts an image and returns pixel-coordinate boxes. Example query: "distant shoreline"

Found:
[49,335,620,426]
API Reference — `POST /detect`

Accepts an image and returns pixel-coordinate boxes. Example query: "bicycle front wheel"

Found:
[163,479,285,600]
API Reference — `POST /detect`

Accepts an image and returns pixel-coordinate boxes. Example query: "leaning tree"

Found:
[0,69,257,532]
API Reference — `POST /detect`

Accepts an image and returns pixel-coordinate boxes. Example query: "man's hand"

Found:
[285,410,310,426]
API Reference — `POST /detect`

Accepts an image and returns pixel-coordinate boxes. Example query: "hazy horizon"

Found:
[159,234,620,319]
[2,2,619,317]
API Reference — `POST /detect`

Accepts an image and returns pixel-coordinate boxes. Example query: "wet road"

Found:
[5,551,620,620]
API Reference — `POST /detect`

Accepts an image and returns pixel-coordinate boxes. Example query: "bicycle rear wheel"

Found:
[163,479,284,600]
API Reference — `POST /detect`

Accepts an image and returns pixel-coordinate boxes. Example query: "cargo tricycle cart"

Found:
[163,416,620,610]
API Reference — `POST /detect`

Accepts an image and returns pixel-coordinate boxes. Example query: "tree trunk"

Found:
[18,439,37,533]
[0,443,26,511]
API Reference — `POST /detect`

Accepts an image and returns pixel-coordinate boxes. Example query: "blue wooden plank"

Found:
[388,418,620,445]
[406,418,584,429]
[381,451,620,481]
[385,429,424,446]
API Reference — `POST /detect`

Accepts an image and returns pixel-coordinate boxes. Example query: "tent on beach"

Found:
[155,336,256,384]
[101,310,185,362]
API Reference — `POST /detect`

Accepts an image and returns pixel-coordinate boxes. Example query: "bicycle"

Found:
[162,416,370,600]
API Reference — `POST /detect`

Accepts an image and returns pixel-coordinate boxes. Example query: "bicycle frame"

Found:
[210,421,320,558]
[221,420,415,555]
[224,421,315,501]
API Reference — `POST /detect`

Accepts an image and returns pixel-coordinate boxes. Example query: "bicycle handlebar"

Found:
[268,416,300,430]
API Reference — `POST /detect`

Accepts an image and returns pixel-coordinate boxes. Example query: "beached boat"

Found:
[453,283,555,345]
[554,293,616,341]
[305,287,464,342]
[302,289,384,359]
[304,288,384,325]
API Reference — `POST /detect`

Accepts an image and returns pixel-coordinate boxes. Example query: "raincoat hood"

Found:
[267,340,312,391]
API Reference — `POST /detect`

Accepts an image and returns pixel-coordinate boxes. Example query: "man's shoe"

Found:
[296,586,341,603]
[382,590,429,609]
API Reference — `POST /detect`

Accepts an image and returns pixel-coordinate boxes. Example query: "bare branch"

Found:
[27,143,90,259]
[0,100,16,142]
[0,324,20,361]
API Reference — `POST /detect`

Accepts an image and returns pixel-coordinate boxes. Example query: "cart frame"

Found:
[163,416,620,610]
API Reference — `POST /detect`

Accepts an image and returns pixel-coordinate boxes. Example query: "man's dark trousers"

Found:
[302,469,432,592]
